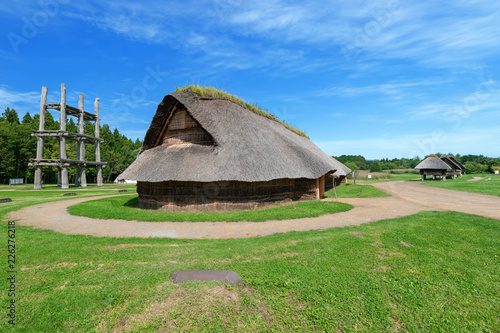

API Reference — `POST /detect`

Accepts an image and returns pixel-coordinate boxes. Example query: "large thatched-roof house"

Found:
[118,90,342,211]
[415,156,452,180]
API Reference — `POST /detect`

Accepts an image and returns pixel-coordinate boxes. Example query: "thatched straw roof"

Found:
[118,91,339,183]
[441,156,465,170]
[415,156,452,170]
[331,158,351,177]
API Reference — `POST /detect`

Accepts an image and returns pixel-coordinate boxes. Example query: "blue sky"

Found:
[1,0,499,159]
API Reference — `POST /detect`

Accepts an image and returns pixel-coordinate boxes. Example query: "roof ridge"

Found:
[175,85,309,138]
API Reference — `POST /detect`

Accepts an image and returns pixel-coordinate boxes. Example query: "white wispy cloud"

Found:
[0,86,40,105]
[407,82,500,121]
[315,79,448,98]
[360,1,500,66]
[34,0,497,72]
[4,0,500,72]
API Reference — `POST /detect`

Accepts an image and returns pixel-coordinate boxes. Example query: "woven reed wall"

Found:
[162,109,213,146]
[137,178,318,211]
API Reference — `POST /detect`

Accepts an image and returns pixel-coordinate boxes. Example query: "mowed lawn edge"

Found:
[67,195,353,222]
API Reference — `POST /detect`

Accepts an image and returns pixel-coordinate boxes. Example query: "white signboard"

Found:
[9,178,24,185]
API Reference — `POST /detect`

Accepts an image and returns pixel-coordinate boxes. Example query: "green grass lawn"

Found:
[325,183,390,198]
[67,195,353,222]
[420,174,500,196]
[350,173,422,184]
[1,210,498,332]
[0,186,136,223]
[0,183,137,191]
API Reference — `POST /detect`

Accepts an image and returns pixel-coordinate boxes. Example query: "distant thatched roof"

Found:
[118,91,339,183]
[415,156,452,170]
[441,156,465,170]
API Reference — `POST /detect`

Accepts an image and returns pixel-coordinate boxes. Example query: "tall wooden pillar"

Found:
[75,94,87,187]
[315,175,325,200]
[319,175,325,198]
[95,98,103,186]
[59,84,69,188]
[34,87,47,189]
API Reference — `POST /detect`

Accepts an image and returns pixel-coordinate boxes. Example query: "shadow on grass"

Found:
[124,197,139,208]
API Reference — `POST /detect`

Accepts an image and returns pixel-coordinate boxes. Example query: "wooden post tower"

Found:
[29,84,107,189]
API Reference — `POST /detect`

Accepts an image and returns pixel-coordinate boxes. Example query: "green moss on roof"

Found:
[175,85,309,138]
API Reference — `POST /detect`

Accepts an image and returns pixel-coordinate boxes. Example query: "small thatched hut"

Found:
[325,159,352,191]
[118,90,341,211]
[415,156,452,180]
[440,156,465,179]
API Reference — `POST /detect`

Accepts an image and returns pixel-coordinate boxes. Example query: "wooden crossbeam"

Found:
[29,158,107,167]
[31,130,104,142]
[46,103,97,121]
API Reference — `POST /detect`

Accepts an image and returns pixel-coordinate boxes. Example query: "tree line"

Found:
[0,107,142,184]
[334,154,500,174]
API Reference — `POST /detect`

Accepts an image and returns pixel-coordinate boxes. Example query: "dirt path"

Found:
[468,177,483,181]
[8,182,500,239]
[372,181,500,220]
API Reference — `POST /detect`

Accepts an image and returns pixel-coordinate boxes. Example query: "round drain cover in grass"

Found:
[169,270,243,286]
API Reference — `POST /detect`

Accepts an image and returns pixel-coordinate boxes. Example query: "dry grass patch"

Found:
[374,266,392,272]
[350,231,364,238]
[115,282,271,332]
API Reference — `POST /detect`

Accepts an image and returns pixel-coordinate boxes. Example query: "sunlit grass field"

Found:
[1,210,498,332]
[420,173,500,196]
[1,180,499,332]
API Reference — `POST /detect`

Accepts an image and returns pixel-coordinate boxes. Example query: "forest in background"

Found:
[0,107,142,184]
[334,154,500,174]
[2,106,499,185]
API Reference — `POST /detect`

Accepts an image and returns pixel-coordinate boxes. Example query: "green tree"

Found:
[0,120,37,181]
[464,162,488,174]
[0,105,142,183]
[67,118,77,133]
[344,161,359,172]
[370,161,382,172]
[334,155,369,170]
[0,121,17,179]
[22,112,33,124]
[2,107,20,124]
[384,162,398,170]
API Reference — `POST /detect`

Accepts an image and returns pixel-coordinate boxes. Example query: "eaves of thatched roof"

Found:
[415,156,452,170]
[118,91,338,183]
[444,156,465,170]
[331,158,352,177]
[440,156,464,170]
